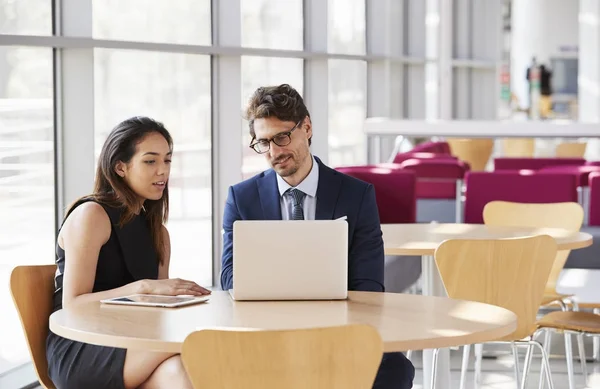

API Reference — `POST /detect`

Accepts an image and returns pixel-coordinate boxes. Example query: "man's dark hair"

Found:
[244,84,311,145]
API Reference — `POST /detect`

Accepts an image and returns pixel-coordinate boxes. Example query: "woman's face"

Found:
[116,132,172,202]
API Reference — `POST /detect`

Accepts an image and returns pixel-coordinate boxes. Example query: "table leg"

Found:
[421,255,450,389]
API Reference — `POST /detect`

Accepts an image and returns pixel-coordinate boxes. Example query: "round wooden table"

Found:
[49,291,516,354]
[380,223,593,389]
[382,223,593,256]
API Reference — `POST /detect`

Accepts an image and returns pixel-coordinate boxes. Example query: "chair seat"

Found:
[540,292,574,307]
[537,311,600,333]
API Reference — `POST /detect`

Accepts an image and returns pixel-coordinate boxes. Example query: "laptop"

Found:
[229,220,348,301]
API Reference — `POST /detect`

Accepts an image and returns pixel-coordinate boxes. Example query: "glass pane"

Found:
[241,0,303,50]
[0,0,51,35]
[93,0,211,45]
[328,0,366,54]
[0,47,54,374]
[94,49,212,286]
[328,60,367,167]
[241,56,304,179]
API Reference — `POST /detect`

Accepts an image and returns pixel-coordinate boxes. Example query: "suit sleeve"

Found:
[220,186,240,290]
[348,184,385,292]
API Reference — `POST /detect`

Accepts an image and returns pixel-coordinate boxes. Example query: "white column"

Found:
[425,0,452,120]
[304,0,329,163]
[579,0,600,160]
[366,0,404,163]
[55,0,95,226]
[211,0,243,283]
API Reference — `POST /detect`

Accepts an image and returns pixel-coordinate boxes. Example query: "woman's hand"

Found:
[139,278,211,296]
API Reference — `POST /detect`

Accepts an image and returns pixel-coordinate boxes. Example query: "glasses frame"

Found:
[249,119,303,154]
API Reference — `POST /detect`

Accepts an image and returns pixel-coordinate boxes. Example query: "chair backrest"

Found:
[590,172,600,226]
[463,171,578,223]
[502,138,535,157]
[398,158,469,199]
[446,138,494,171]
[538,165,600,187]
[10,265,57,389]
[482,201,584,295]
[556,142,587,158]
[410,140,451,154]
[181,325,383,389]
[434,235,557,341]
[336,166,416,223]
[494,157,586,171]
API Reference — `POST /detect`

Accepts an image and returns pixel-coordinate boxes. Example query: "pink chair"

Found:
[494,157,586,171]
[464,171,578,224]
[410,141,451,154]
[538,165,600,187]
[335,166,417,223]
[392,152,457,164]
[586,161,600,167]
[589,172,600,227]
[398,159,470,222]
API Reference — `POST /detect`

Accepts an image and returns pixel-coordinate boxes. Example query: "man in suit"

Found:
[220,84,415,389]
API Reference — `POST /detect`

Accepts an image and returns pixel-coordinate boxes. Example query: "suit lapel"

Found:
[315,158,342,220]
[257,170,283,220]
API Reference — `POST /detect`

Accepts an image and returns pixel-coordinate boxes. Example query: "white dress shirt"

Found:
[276,155,319,220]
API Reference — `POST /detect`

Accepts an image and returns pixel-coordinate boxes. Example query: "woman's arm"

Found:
[158,225,170,280]
[61,203,207,308]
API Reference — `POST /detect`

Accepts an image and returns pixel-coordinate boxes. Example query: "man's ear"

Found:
[304,117,312,141]
[114,161,127,178]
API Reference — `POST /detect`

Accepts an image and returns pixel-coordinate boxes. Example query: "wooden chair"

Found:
[433,236,557,389]
[503,138,535,157]
[447,138,494,171]
[181,324,383,389]
[482,201,586,389]
[556,142,587,158]
[10,265,57,389]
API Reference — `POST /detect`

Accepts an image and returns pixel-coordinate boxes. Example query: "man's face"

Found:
[252,117,312,177]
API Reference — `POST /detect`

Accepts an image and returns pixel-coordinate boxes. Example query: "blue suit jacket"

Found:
[220,156,385,292]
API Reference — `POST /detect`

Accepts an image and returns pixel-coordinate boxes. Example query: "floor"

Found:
[31,343,600,389]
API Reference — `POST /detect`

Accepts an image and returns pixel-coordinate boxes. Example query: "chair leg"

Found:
[565,333,576,389]
[531,340,555,389]
[474,343,483,389]
[511,342,521,389]
[459,344,470,389]
[520,343,534,389]
[539,330,552,389]
[431,348,440,389]
[594,308,600,362]
[576,333,588,387]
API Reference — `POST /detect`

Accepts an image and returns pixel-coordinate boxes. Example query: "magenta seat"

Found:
[494,157,586,171]
[538,165,600,187]
[392,152,456,164]
[586,161,600,167]
[398,158,469,199]
[590,172,600,226]
[335,166,416,223]
[464,171,578,224]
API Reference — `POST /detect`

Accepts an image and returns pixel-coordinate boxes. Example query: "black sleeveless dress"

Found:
[46,199,159,389]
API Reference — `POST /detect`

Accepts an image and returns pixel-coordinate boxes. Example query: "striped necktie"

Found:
[287,189,306,220]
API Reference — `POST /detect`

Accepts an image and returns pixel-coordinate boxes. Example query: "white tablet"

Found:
[101,294,209,308]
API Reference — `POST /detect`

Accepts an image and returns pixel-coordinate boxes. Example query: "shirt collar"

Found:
[277,155,319,198]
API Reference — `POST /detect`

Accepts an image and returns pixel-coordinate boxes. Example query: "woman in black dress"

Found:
[46,117,211,389]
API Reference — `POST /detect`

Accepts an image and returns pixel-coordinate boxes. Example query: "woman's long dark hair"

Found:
[66,116,173,265]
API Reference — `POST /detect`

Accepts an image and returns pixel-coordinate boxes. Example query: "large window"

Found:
[241,0,303,50]
[328,0,366,54]
[0,47,53,375]
[0,0,51,35]
[241,56,304,179]
[93,0,212,45]
[328,60,367,167]
[94,49,213,286]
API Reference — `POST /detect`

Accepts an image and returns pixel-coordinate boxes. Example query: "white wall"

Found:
[511,0,579,108]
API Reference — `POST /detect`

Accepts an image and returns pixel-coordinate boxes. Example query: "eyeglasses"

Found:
[249,120,302,154]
